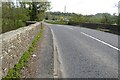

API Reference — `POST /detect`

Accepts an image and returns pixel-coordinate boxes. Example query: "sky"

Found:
[48,0,119,15]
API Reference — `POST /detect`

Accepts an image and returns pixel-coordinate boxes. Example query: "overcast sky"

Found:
[48,0,119,15]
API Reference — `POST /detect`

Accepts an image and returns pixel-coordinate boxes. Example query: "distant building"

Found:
[118,1,120,14]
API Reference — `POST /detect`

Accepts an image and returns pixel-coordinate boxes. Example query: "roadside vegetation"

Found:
[45,12,119,35]
[45,12,118,25]
[2,1,50,33]
[2,26,44,79]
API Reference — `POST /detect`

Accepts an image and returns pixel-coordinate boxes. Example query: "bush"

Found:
[2,2,30,33]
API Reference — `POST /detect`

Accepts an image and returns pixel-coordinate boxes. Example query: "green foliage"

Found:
[30,2,38,21]
[2,1,50,33]
[2,27,43,79]
[37,11,45,21]
[46,12,117,25]
[100,13,112,24]
[69,15,88,23]
[69,13,117,25]
[2,2,30,33]
[30,2,50,21]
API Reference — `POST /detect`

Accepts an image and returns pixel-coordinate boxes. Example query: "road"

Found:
[46,23,119,78]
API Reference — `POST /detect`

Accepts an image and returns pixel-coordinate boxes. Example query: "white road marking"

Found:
[69,28,73,30]
[51,28,66,78]
[68,27,73,30]
[81,32,120,51]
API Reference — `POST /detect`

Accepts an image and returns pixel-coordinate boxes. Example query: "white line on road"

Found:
[51,28,66,78]
[81,32,120,51]
[69,27,73,30]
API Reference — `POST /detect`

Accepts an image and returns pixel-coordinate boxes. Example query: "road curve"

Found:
[46,23,119,78]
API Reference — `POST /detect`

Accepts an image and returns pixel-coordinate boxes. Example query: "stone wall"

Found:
[0,22,42,78]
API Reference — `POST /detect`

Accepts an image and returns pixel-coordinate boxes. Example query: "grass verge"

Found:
[2,26,44,79]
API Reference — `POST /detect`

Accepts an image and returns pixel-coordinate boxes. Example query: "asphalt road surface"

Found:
[46,23,119,78]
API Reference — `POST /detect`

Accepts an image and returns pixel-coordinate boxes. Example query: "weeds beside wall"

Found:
[1,22,42,78]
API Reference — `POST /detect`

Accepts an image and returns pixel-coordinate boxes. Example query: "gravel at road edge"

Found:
[21,26,54,78]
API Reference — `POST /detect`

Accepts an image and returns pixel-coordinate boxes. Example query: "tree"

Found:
[2,0,51,33]
[2,2,29,33]
[30,1,50,21]
[30,2,38,21]
[100,13,113,24]
[17,0,51,21]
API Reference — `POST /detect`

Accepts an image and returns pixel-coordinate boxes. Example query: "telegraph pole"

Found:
[64,5,66,21]
[118,1,120,25]
[64,5,66,13]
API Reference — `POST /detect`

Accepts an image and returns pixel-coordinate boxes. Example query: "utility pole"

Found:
[64,5,66,21]
[118,1,120,25]
[64,5,66,13]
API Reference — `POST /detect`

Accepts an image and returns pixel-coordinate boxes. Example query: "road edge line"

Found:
[50,28,63,78]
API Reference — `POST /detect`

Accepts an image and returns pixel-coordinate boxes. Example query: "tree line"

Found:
[45,12,119,25]
[2,1,50,33]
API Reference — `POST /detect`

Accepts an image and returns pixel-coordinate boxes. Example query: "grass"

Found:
[2,25,44,79]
